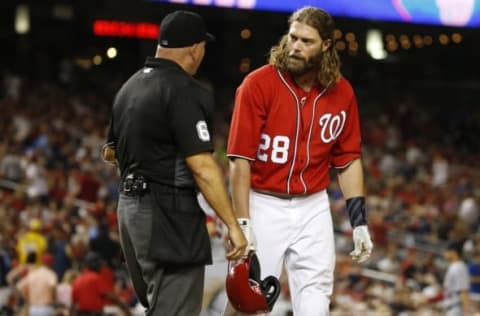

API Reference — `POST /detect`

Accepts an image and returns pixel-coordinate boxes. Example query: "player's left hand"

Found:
[350,225,373,263]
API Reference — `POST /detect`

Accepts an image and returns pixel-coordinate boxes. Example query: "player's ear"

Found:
[322,38,332,52]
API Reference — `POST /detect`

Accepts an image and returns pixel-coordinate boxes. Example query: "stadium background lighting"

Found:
[93,20,159,39]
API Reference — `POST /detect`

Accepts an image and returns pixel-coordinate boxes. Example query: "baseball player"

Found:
[224,6,373,315]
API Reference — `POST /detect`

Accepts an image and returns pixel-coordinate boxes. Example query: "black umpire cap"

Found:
[158,10,215,48]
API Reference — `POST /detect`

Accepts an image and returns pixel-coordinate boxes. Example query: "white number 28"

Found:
[257,133,290,164]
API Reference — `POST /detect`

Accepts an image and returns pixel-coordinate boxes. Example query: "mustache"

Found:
[288,54,305,61]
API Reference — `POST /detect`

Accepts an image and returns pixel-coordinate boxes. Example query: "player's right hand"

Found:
[225,225,247,261]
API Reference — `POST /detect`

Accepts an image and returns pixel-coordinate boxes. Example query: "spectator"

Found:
[0,236,11,287]
[458,186,479,232]
[431,151,449,188]
[56,270,77,316]
[16,253,58,316]
[0,143,24,183]
[468,245,480,295]
[71,252,128,316]
[16,218,47,264]
[442,241,471,315]
[22,151,49,201]
[49,224,72,281]
[71,252,110,316]
[89,223,120,268]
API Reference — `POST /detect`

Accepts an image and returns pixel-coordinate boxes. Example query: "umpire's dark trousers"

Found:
[117,192,205,316]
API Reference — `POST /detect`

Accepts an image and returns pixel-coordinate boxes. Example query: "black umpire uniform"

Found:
[105,11,216,316]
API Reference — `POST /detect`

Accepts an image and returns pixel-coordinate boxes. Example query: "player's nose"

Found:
[289,39,302,52]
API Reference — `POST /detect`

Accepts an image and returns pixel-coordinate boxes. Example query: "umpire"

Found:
[102,11,247,316]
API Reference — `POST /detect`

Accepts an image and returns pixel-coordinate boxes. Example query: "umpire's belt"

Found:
[121,175,196,196]
[121,174,148,196]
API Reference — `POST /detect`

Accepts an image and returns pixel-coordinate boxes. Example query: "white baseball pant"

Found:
[250,189,335,316]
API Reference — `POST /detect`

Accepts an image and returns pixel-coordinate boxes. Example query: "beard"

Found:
[285,51,324,76]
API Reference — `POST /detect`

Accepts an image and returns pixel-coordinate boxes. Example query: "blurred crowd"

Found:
[0,74,133,316]
[0,72,479,316]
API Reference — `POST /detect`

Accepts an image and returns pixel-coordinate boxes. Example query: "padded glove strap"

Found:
[238,218,256,253]
[346,197,368,228]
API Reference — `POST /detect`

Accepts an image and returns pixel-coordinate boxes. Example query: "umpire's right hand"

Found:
[225,224,248,260]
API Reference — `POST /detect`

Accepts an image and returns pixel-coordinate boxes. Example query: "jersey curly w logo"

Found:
[319,111,346,143]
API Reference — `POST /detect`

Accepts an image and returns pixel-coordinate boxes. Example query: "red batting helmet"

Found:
[226,252,281,314]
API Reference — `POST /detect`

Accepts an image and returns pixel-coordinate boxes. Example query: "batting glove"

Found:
[350,225,373,263]
[238,218,256,255]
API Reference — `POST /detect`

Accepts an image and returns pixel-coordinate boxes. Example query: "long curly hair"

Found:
[269,7,340,87]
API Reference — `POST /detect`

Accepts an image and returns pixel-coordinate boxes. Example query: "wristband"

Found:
[345,197,368,228]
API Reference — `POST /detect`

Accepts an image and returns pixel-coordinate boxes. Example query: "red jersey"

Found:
[71,270,109,312]
[227,65,361,194]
